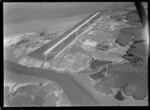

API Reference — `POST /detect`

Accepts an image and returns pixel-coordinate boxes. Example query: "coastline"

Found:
[4,13,89,38]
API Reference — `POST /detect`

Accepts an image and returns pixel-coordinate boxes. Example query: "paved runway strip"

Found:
[28,11,104,61]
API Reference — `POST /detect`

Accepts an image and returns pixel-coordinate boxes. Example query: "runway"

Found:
[28,11,104,61]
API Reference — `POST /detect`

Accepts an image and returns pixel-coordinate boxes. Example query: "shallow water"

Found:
[4,2,134,37]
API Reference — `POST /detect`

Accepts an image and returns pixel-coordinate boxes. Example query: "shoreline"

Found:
[4,13,89,38]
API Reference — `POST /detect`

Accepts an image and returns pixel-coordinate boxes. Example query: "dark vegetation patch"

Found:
[89,67,107,81]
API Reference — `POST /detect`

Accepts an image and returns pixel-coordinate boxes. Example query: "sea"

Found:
[4,2,135,38]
